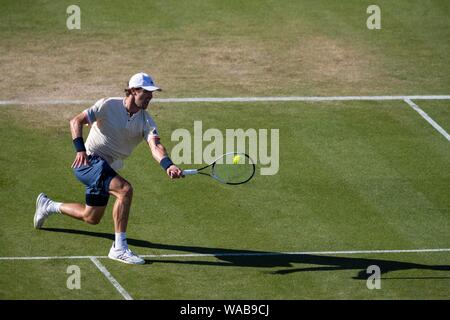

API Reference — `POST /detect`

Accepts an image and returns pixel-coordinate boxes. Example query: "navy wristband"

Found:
[73,137,86,152]
[160,157,174,171]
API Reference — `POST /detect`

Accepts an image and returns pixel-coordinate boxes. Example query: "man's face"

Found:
[132,88,153,109]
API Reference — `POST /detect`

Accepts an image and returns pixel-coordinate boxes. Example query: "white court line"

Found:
[0,255,108,260]
[1,95,450,105]
[153,95,450,103]
[0,248,449,261]
[404,98,450,141]
[89,257,133,300]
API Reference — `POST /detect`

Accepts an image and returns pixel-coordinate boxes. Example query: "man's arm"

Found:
[70,111,90,168]
[148,137,183,179]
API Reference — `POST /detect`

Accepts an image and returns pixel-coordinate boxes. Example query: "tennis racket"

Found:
[182,152,256,185]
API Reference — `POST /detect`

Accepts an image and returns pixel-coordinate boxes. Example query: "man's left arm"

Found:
[148,137,183,179]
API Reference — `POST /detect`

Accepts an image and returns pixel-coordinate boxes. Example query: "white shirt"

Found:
[84,97,159,171]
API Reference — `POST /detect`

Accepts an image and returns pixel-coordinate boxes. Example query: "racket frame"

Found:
[182,152,256,185]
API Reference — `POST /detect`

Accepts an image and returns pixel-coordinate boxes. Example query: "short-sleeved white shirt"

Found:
[84,97,159,171]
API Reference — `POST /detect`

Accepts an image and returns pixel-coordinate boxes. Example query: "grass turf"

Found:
[411,100,450,133]
[1,1,450,100]
[0,100,448,299]
[0,0,449,300]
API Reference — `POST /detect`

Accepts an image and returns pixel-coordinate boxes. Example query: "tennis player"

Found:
[34,72,183,265]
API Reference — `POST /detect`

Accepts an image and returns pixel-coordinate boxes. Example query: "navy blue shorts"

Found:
[73,154,117,207]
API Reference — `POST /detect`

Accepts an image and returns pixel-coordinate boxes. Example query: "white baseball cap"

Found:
[128,72,162,92]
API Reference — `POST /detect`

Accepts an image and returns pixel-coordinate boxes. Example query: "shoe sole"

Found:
[108,254,145,265]
[34,193,46,229]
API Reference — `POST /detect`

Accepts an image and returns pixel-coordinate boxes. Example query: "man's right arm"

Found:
[70,111,90,168]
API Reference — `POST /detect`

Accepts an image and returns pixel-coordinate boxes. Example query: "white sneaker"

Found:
[34,193,51,229]
[108,242,145,265]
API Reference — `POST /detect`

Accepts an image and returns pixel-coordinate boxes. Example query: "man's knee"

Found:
[85,217,101,225]
[109,176,134,201]
[118,182,133,200]
[83,206,106,225]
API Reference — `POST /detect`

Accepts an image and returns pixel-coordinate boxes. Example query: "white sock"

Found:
[115,232,128,250]
[47,200,62,215]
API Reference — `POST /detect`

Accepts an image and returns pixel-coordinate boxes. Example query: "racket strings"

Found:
[212,153,255,184]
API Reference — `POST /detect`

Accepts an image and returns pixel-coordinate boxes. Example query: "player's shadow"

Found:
[42,227,450,279]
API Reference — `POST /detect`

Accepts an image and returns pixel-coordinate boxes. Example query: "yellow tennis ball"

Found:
[232,155,240,164]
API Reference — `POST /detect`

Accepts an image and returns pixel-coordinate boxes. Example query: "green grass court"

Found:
[0,0,449,299]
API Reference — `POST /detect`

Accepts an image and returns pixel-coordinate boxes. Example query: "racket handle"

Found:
[182,169,198,175]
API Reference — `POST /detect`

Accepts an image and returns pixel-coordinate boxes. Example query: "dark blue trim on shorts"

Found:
[86,194,109,207]
[73,154,117,207]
